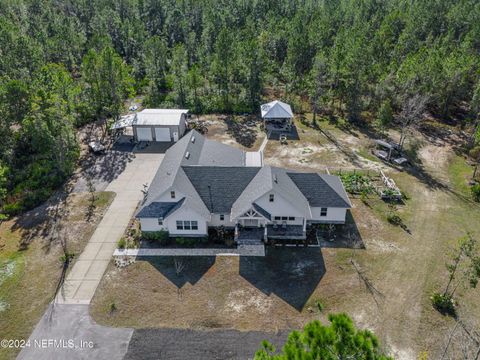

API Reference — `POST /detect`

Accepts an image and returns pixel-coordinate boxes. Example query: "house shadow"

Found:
[313,211,365,249]
[143,256,216,288]
[267,125,300,141]
[239,247,325,311]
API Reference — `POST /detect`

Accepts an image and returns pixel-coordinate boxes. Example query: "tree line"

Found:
[1,0,480,215]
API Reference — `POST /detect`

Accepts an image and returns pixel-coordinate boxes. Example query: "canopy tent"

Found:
[111,114,135,130]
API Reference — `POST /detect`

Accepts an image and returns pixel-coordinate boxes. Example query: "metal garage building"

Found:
[132,109,189,142]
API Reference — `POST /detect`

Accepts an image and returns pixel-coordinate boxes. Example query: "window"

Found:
[220,214,225,221]
[158,218,163,225]
[320,208,328,217]
[281,216,288,221]
[171,191,176,199]
[274,216,281,221]
[288,217,295,221]
[176,220,199,231]
[269,194,274,202]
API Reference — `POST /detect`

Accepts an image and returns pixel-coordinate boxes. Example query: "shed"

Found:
[260,100,293,131]
[132,109,189,142]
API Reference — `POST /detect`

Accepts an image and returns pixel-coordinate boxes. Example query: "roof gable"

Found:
[260,100,293,119]
[287,173,351,208]
[182,166,261,213]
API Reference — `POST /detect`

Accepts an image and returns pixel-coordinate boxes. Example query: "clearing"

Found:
[88,115,479,359]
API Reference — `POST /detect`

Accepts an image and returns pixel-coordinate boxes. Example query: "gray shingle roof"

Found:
[138,130,246,218]
[137,198,185,218]
[252,203,271,220]
[286,173,351,208]
[182,166,261,213]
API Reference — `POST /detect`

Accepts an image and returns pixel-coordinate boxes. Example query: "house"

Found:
[132,109,189,142]
[260,100,294,131]
[136,130,351,243]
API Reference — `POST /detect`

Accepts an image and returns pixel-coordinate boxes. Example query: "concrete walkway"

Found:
[258,132,270,153]
[56,153,161,304]
[18,304,133,360]
[113,244,265,257]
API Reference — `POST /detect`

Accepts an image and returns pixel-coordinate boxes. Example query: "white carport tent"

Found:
[132,109,189,142]
[260,100,293,119]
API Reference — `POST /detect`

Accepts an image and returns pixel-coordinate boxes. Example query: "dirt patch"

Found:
[0,191,114,360]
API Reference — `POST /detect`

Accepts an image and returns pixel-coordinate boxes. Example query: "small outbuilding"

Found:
[132,109,189,142]
[260,100,293,131]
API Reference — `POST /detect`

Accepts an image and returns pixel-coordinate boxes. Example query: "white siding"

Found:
[208,213,235,227]
[310,207,347,223]
[155,187,186,202]
[255,191,305,219]
[140,218,167,232]
[165,207,208,236]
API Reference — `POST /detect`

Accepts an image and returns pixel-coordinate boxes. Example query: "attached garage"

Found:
[132,109,189,143]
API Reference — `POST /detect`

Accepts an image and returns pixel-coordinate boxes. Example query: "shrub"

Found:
[431,292,455,316]
[387,213,402,226]
[175,237,197,247]
[315,300,324,312]
[142,230,169,244]
[118,238,126,249]
[471,184,480,202]
[59,252,75,265]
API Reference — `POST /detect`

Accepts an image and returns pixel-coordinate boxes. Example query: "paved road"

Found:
[17,304,133,360]
[19,152,162,360]
[57,153,162,304]
[125,328,290,360]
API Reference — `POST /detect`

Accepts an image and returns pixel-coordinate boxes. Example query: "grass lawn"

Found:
[448,154,475,197]
[91,116,480,359]
[0,191,114,360]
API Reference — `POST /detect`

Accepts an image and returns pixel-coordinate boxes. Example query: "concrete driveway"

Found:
[57,153,162,304]
[19,152,163,359]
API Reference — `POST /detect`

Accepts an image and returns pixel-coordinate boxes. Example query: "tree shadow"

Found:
[239,247,325,311]
[144,256,216,288]
[225,117,259,148]
[74,144,135,192]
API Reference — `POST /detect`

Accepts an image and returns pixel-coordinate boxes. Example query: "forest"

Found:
[0,0,479,216]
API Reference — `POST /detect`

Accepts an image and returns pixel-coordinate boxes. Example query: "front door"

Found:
[244,219,259,227]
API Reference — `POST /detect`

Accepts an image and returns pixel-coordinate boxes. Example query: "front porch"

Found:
[234,224,306,243]
[266,224,306,240]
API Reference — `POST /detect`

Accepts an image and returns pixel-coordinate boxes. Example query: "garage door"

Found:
[154,127,171,142]
[136,127,153,141]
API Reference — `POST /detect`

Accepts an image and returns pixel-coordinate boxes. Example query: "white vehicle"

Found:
[129,105,138,111]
